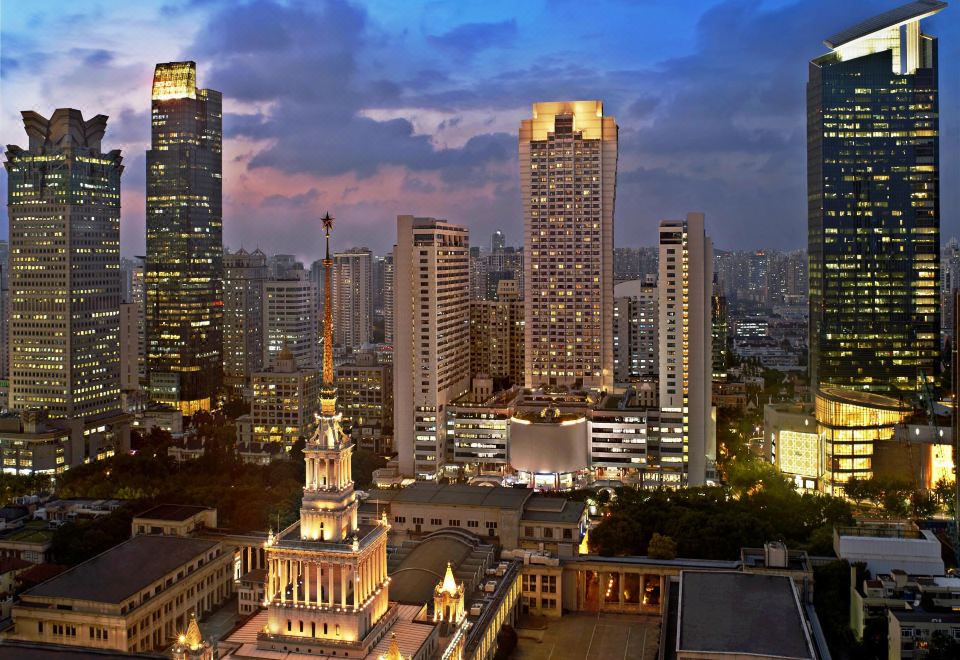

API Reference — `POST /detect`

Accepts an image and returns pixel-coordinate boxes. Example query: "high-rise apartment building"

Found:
[263,266,319,371]
[5,109,122,417]
[941,240,960,343]
[332,247,373,348]
[0,240,9,386]
[659,213,715,485]
[223,248,267,396]
[521,101,617,390]
[146,61,223,413]
[382,253,394,346]
[492,230,506,252]
[469,283,525,387]
[393,216,470,479]
[808,1,944,395]
[613,277,658,383]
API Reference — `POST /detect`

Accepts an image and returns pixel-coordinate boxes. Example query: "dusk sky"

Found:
[1,0,957,261]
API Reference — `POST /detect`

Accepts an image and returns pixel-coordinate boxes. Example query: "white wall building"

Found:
[393,216,470,479]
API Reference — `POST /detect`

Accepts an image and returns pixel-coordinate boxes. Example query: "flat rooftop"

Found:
[367,482,533,510]
[25,535,218,605]
[135,504,212,522]
[678,571,814,659]
[522,496,585,524]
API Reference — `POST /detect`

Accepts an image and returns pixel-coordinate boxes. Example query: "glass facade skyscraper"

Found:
[146,61,223,413]
[808,1,944,396]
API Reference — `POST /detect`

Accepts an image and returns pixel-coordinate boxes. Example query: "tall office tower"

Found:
[120,302,140,402]
[747,250,769,305]
[520,101,617,391]
[372,254,386,319]
[223,249,267,396]
[0,240,9,384]
[469,246,489,300]
[614,247,640,282]
[808,1,944,395]
[382,253,394,346]
[5,109,122,417]
[269,254,299,279]
[146,61,223,413]
[263,266,319,371]
[612,276,658,383]
[120,257,146,382]
[941,240,960,343]
[469,283,525,387]
[659,213,715,485]
[712,281,729,381]
[394,216,470,479]
[492,230,506,253]
[332,247,373,348]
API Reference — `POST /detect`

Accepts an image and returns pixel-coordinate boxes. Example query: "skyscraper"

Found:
[659,213,715,485]
[520,101,617,391]
[393,216,470,479]
[146,61,223,413]
[332,247,373,348]
[613,277,658,383]
[808,1,944,395]
[492,230,506,252]
[383,253,394,346]
[223,248,267,396]
[5,109,122,417]
[263,266,319,371]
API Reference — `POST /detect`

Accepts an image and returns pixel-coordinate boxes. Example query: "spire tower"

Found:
[321,212,336,415]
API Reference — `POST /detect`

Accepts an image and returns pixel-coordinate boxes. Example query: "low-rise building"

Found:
[763,402,818,490]
[835,523,944,576]
[674,571,816,660]
[4,535,233,654]
[132,504,217,537]
[363,483,587,557]
[131,403,183,436]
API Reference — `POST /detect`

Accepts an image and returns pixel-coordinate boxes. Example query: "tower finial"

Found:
[320,213,336,411]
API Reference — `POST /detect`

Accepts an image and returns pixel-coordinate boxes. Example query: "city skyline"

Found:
[2,0,957,262]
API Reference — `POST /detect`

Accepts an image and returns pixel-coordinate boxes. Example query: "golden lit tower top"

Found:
[321,212,336,415]
[152,61,198,101]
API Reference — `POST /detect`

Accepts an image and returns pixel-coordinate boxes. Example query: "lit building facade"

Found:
[146,61,223,413]
[336,351,393,454]
[382,253,394,346]
[469,291,524,387]
[263,267,320,371]
[393,216,470,479]
[763,402,819,491]
[332,248,373,349]
[247,346,319,450]
[224,248,268,396]
[5,109,122,418]
[816,387,911,496]
[658,213,715,486]
[521,101,617,391]
[612,277,658,383]
[808,2,944,395]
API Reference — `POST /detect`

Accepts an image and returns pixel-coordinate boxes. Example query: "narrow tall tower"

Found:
[146,61,223,413]
[259,214,392,657]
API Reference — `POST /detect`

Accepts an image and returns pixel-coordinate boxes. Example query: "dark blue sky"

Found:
[1,0,957,258]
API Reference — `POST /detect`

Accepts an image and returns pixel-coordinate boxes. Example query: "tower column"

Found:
[293,559,300,603]
[340,563,347,608]
[328,561,335,607]
[304,560,311,605]
[279,558,286,604]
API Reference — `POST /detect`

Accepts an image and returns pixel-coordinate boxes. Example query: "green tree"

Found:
[928,631,960,660]
[351,449,387,490]
[646,533,677,560]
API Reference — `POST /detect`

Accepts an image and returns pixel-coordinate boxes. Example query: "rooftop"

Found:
[817,386,911,411]
[521,496,586,524]
[678,571,814,659]
[824,1,947,49]
[135,504,213,522]
[388,531,491,604]
[367,482,533,510]
[24,535,219,605]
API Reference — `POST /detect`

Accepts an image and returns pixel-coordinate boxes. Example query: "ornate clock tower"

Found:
[258,214,394,656]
